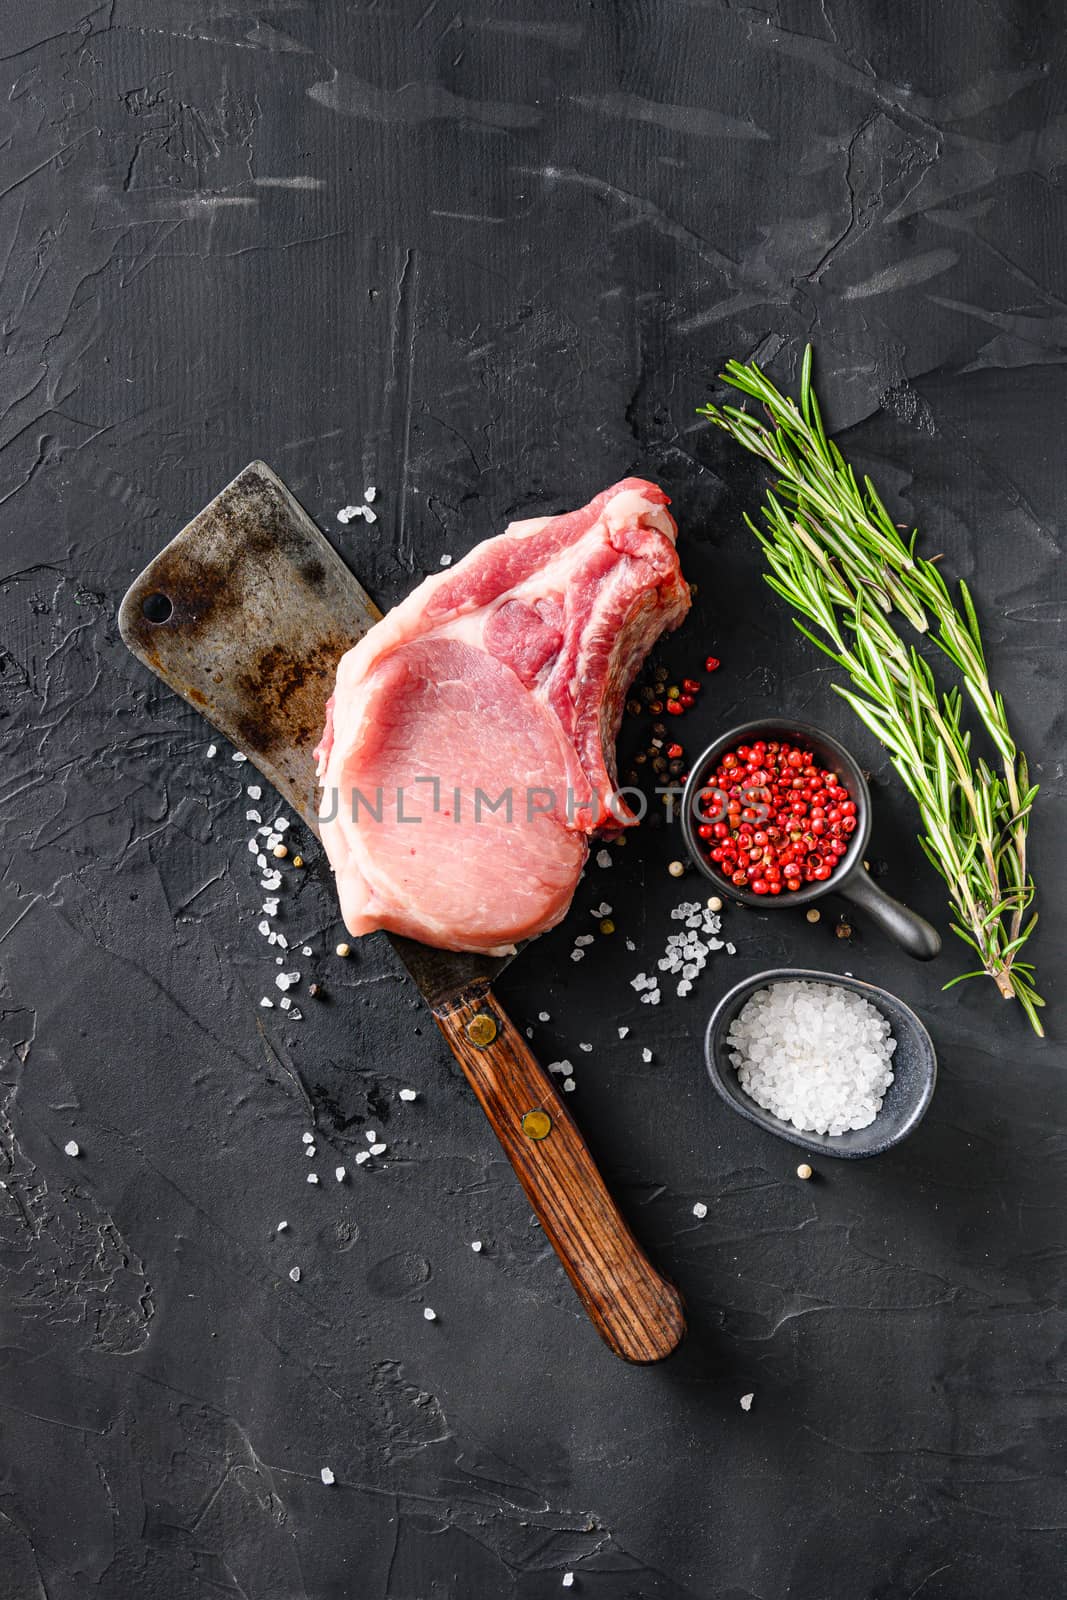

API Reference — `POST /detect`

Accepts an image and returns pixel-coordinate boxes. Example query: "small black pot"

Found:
[705,968,937,1159]
[680,718,941,961]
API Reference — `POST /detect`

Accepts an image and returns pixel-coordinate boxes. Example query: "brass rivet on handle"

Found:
[521,1109,552,1141]
[465,1012,498,1047]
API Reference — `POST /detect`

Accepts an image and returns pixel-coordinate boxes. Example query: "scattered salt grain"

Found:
[301,945,312,957]
[740,1393,754,1412]
[439,553,452,566]
[289,1266,301,1282]
[538,1011,551,1023]
[562,1576,574,1590]
[64,1140,80,1158]
[641,1048,653,1063]
[471,1240,483,1252]
[579,1042,593,1053]
[302,1131,314,1145]
[563,1078,576,1093]
[258,919,271,937]
[277,1221,289,1232]
[260,997,274,1009]
[692,1201,707,1219]
[206,744,217,758]
[365,1130,377,1143]
[262,898,279,915]
[574,934,594,948]
[595,848,612,869]
[617,1026,629,1039]
[399,1088,418,1102]
[727,979,896,1136]
[625,938,636,952]
[423,1307,437,1322]
[364,486,377,502]
[307,1173,319,1185]
[301,1133,311,1146]
[246,809,262,823]
[247,785,262,799]
[320,1467,335,1485]
[570,949,585,962]
[370,1142,386,1156]
[335,1166,347,1183]
[275,972,300,992]
[232,752,247,763]
[336,504,361,524]
[363,507,378,524]
[354,1151,370,1165]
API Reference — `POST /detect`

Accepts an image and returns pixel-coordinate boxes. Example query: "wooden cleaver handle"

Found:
[434,987,686,1363]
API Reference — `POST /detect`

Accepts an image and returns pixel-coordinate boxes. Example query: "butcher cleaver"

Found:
[119,462,685,1363]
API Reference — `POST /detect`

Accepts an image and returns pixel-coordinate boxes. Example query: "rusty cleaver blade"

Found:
[118,462,685,1363]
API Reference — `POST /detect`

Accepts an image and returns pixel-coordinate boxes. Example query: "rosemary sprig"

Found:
[698,347,1043,1034]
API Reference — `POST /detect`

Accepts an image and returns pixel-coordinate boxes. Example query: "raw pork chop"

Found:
[316,479,690,954]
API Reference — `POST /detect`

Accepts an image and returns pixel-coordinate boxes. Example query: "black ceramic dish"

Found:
[705,968,937,1159]
[680,718,942,961]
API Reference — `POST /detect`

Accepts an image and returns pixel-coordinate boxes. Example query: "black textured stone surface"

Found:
[1,5,1064,1597]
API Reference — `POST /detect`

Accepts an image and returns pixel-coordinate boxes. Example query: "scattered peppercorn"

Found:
[335,942,351,957]
[796,1163,813,1181]
[835,920,852,940]
[292,855,304,868]
[667,686,680,700]
[308,982,322,998]
[649,700,663,715]
[667,743,683,759]
[668,860,686,877]
[599,918,615,935]
[273,843,288,859]
[805,908,821,923]
[705,656,720,672]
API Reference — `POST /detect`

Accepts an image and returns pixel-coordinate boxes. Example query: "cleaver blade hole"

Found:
[142,592,173,623]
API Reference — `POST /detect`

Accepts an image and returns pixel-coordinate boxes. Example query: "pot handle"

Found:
[839,870,942,961]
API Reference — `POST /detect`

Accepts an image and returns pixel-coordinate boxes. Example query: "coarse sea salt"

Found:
[727,980,897,1136]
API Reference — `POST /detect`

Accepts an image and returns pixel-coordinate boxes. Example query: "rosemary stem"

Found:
[699,349,1043,1033]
